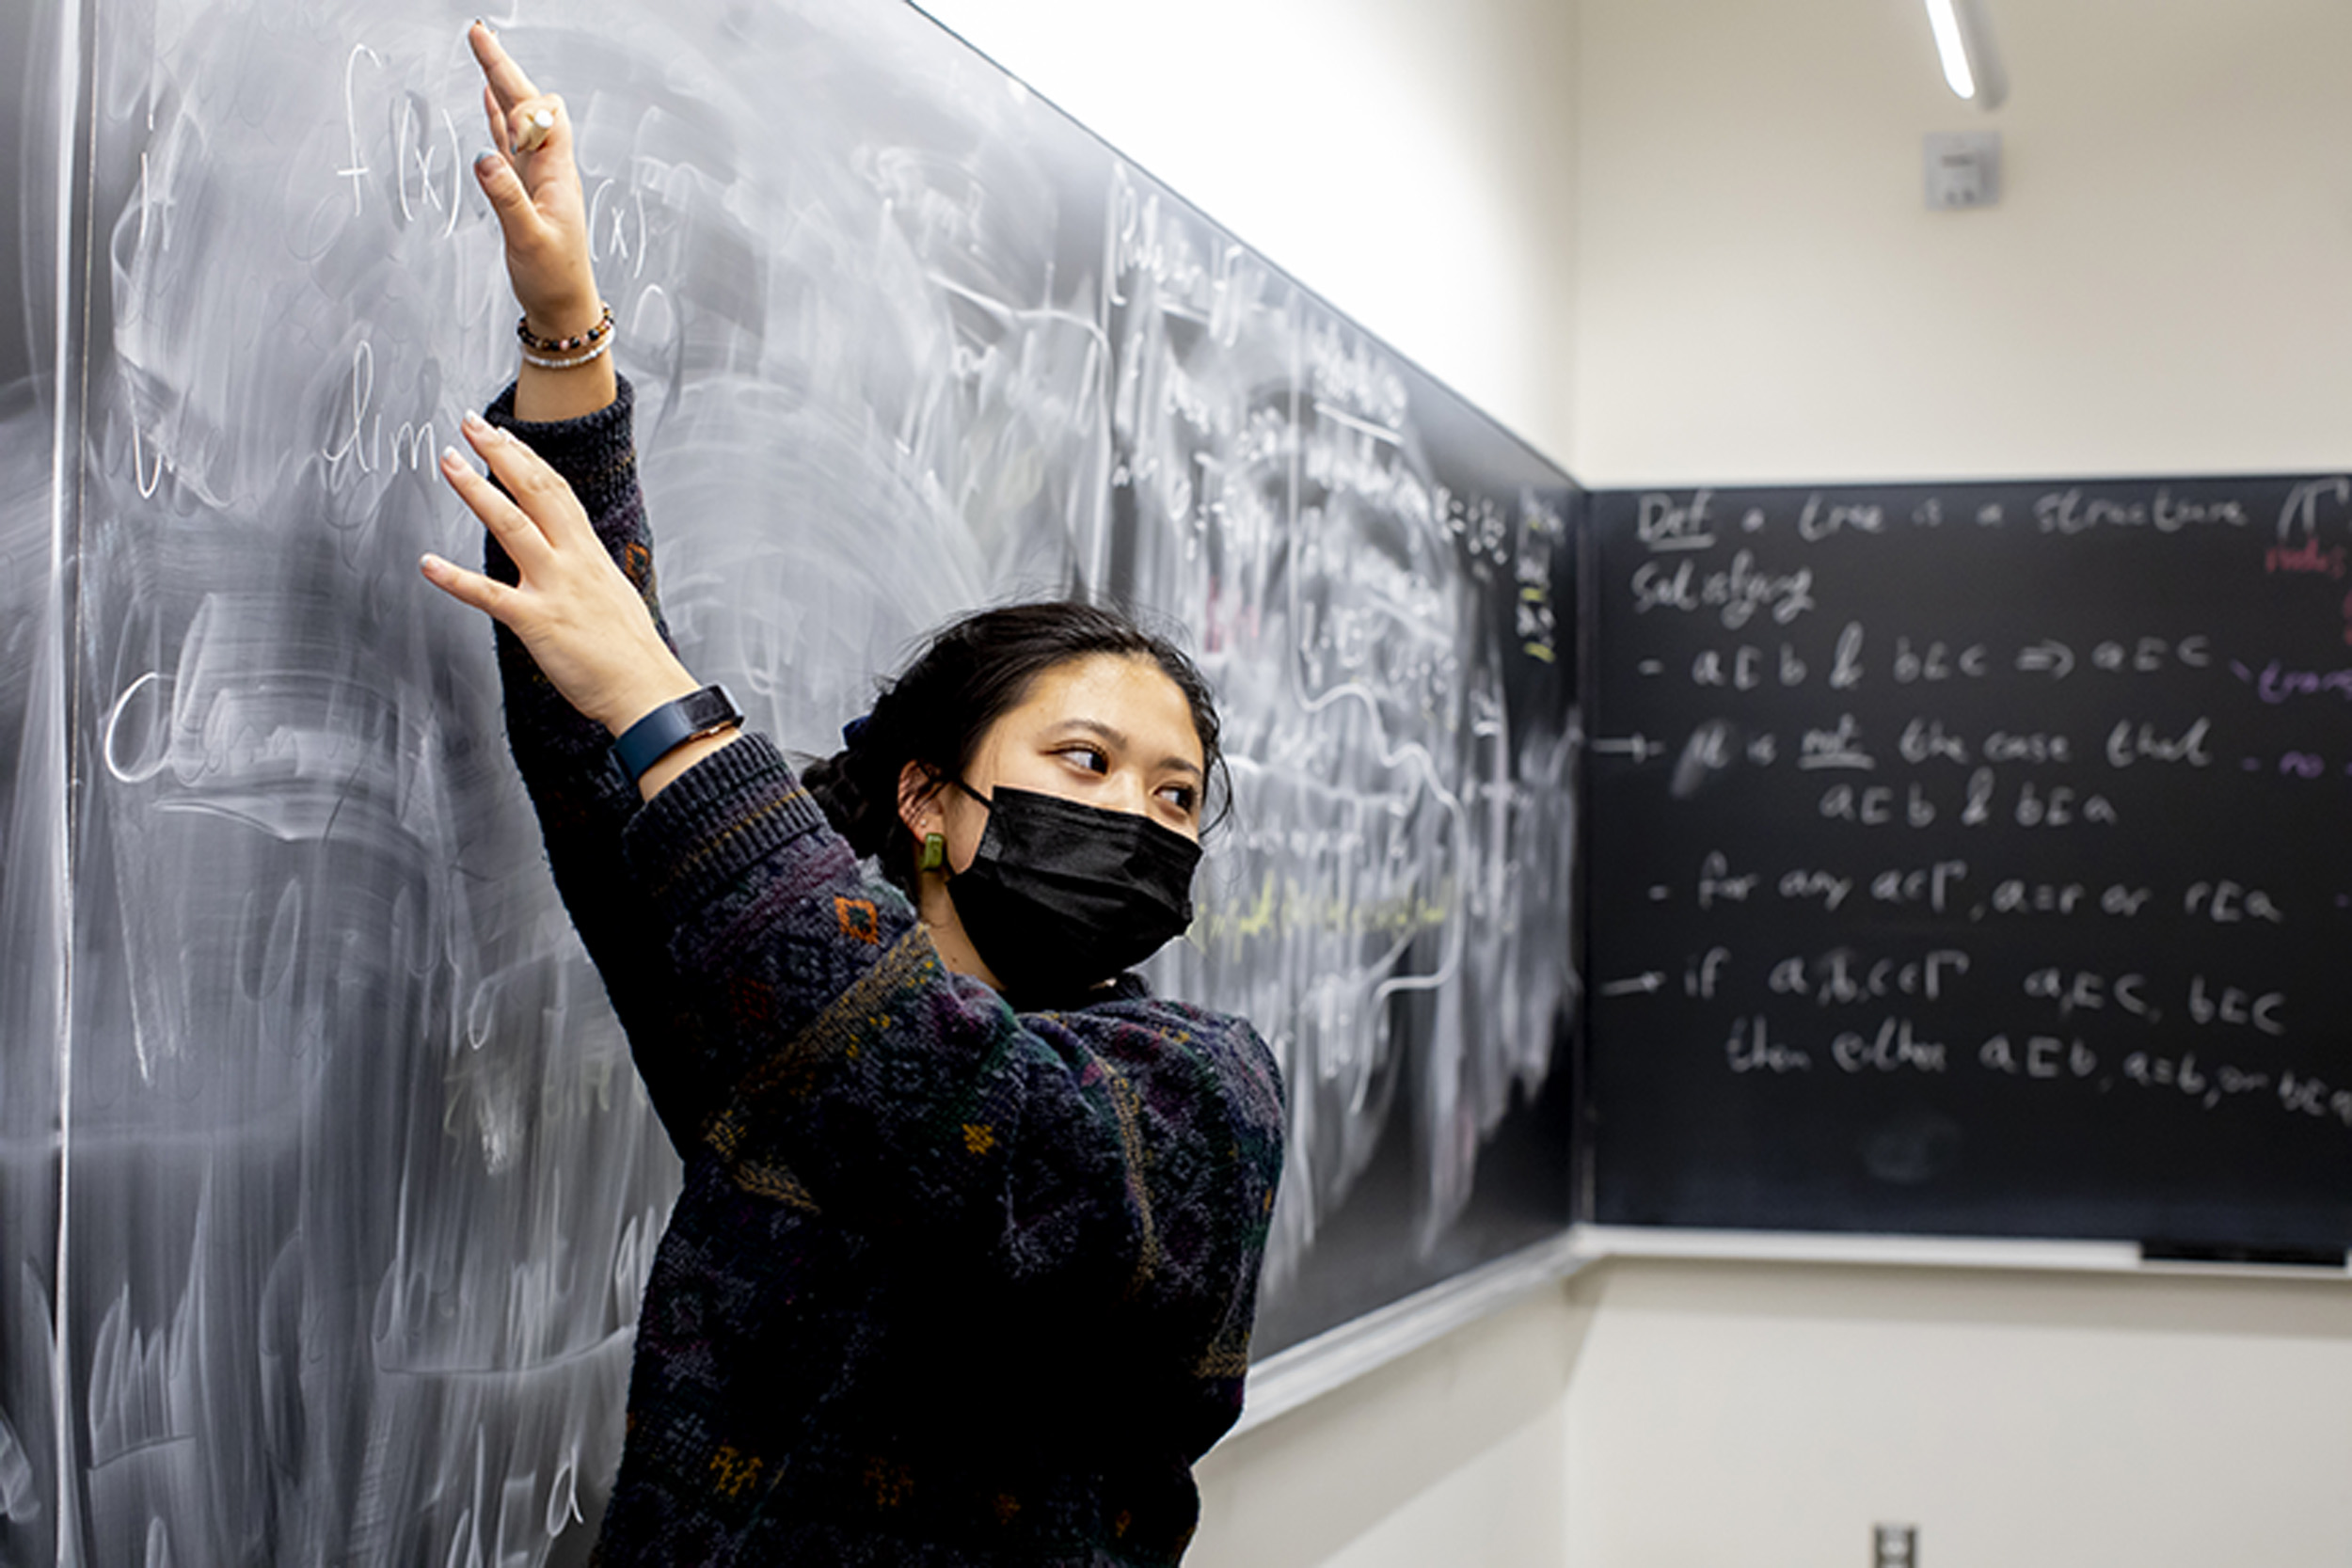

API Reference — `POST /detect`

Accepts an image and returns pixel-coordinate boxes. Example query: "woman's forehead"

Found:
[1001,655,1202,761]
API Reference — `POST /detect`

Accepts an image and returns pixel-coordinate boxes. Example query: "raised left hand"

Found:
[422,412,698,736]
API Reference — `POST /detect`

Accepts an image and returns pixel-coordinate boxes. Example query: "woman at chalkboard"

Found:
[418,24,1285,1565]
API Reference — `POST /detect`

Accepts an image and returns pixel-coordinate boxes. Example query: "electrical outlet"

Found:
[1874,1523,1919,1568]
[1923,130,2000,209]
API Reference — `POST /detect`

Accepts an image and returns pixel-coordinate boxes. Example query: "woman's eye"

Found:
[1059,745,1109,773]
[1160,784,1199,814]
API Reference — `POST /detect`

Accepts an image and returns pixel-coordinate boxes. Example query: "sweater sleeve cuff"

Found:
[484,374,640,522]
[621,732,838,917]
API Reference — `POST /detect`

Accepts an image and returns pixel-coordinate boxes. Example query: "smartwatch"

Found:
[611,684,745,787]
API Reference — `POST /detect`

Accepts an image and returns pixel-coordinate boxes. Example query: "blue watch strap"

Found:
[611,684,744,786]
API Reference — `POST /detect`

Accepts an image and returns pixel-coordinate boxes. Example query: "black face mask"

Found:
[944,784,1201,1004]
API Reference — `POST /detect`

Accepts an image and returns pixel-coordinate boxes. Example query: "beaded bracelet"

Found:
[516,302,613,356]
[519,336,614,372]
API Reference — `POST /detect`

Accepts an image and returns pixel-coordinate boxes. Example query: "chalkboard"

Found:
[1,0,68,1545]
[1589,478,2352,1247]
[0,1,1579,1561]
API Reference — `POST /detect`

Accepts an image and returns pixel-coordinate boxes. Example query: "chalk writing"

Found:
[2235,659,2352,703]
[1592,471,2352,1239]
[1629,552,1815,629]
[1635,490,1718,553]
[1764,947,1971,1006]
[2275,478,2352,542]
[2033,488,2249,535]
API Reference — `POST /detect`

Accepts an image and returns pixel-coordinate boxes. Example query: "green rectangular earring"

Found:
[918,832,946,873]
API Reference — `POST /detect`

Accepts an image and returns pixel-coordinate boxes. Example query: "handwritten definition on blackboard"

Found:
[1589,477,2352,1248]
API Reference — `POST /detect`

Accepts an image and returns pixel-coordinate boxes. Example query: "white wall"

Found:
[1573,0,2352,483]
[913,0,1581,463]
[1566,1258,2352,1568]
[1192,1285,1589,1568]
[916,4,2352,1567]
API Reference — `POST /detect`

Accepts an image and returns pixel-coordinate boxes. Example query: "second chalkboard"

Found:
[1588,476,2352,1250]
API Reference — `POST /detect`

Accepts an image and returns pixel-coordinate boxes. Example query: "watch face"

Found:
[615,685,742,783]
[691,684,743,726]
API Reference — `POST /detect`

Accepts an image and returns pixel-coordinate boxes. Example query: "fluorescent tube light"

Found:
[1924,0,2006,109]
[1925,0,1976,99]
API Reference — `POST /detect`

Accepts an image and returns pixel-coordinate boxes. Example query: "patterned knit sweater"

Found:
[480,378,1287,1566]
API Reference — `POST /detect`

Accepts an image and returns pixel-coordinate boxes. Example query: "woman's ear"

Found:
[896,759,942,839]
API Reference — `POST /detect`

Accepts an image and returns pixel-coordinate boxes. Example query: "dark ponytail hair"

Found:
[801,599,1229,895]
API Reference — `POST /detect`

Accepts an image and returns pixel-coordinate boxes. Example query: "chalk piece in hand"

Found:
[516,106,556,153]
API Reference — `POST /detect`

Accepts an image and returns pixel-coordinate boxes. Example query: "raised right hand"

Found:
[468,21,601,341]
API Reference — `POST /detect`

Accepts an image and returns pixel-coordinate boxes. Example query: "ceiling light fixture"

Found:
[1924,0,2007,110]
